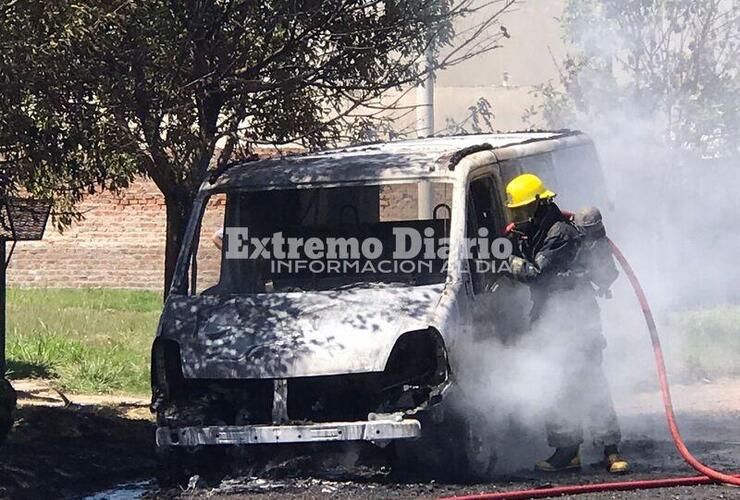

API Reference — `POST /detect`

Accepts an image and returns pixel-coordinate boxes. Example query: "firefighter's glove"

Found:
[508,256,526,275]
[507,256,540,281]
[596,287,613,299]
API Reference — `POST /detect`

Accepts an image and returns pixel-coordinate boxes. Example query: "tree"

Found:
[443,97,495,135]
[524,0,740,158]
[0,1,136,217]
[0,0,516,295]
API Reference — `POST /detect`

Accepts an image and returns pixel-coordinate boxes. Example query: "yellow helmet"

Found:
[505,173,556,208]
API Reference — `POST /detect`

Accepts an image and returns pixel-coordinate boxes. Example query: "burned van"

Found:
[151,131,609,481]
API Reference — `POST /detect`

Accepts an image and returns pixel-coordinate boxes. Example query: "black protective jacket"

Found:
[507,202,589,321]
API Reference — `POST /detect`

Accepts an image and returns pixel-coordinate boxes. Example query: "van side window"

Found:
[499,154,558,193]
[468,176,506,235]
[499,160,521,186]
[551,145,608,209]
[466,176,505,293]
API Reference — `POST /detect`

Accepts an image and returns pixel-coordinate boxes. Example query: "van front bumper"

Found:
[156,418,421,447]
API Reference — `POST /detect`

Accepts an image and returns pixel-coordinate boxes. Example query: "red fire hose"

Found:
[440,239,740,500]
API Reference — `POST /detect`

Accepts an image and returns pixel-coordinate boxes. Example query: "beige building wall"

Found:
[389,0,566,134]
[438,1,566,88]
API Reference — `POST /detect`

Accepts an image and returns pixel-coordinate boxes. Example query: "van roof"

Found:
[206,130,589,191]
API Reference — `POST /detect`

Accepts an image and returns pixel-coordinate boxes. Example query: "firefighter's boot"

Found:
[534,446,581,472]
[604,445,630,474]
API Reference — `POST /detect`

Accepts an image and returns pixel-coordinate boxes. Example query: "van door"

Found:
[466,175,506,296]
[462,175,529,344]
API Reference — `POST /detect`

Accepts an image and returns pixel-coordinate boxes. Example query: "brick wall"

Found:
[7,179,452,290]
[8,179,171,290]
[379,183,452,221]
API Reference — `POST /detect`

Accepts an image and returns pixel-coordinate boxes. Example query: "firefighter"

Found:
[502,173,630,474]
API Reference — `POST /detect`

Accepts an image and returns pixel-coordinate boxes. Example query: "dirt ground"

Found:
[1,378,740,499]
[0,380,155,499]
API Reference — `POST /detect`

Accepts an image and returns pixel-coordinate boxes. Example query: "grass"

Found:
[5,289,161,395]
[668,305,740,378]
[4,288,738,395]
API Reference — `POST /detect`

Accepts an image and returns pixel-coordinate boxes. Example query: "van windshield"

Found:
[188,182,453,295]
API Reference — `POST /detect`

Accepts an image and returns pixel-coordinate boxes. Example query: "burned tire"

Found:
[156,446,188,487]
[155,398,231,486]
[394,409,496,483]
[0,379,17,445]
[452,411,498,482]
[156,445,228,487]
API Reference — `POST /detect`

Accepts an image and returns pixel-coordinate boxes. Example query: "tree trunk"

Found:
[163,195,194,300]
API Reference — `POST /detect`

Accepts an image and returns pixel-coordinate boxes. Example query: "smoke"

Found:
[556,0,740,387]
[554,0,740,309]
[449,1,739,473]
[456,342,554,471]
[452,265,683,472]
[455,322,566,471]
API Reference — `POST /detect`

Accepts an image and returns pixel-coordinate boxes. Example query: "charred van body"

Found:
[150,131,610,483]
